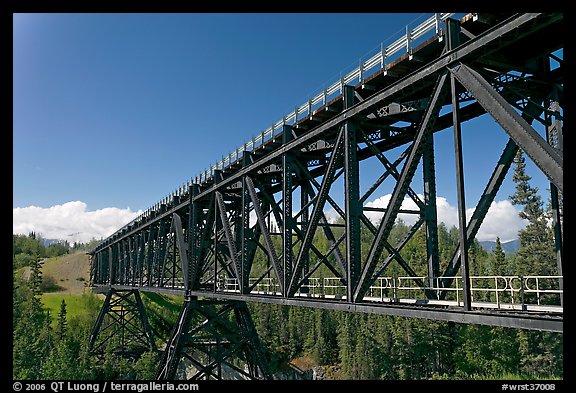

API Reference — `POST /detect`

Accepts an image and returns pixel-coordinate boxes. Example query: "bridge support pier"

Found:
[156,297,271,380]
[88,288,156,358]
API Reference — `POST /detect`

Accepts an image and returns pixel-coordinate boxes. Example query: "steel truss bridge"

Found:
[88,13,563,380]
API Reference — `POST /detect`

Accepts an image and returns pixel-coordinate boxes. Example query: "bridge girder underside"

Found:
[88,289,157,359]
[156,298,271,380]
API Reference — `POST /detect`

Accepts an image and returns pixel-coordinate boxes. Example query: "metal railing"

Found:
[106,13,455,243]
[192,13,453,185]
[220,274,563,312]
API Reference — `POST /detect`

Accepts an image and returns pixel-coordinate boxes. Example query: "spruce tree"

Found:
[509,151,555,276]
[13,255,48,378]
[56,299,68,340]
[509,151,562,378]
[492,237,505,276]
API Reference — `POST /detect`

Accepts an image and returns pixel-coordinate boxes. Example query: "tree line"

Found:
[248,151,562,379]
[12,151,562,379]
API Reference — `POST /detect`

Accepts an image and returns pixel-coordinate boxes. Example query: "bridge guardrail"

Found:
[219,274,563,312]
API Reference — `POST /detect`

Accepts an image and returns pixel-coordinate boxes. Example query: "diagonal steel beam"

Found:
[297,178,347,277]
[245,176,284,295]
[449,62,563,192]
[373,218,425,279]
[360,145,412,204]
[296,233,347,289]
[289,130,345,296]
[354,72,449,302]
[359,128,424,209]
[171,213,189,290]
[293,159,346,220]
[215,191,240,279]
[199,194,216,273]
[440,139,518,293]
[291,161,347,275]
[251,179,330,271]
[359,177,427,287]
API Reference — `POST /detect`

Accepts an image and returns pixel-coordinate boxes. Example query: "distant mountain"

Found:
[479,239,520,254]
[41,238,66,247]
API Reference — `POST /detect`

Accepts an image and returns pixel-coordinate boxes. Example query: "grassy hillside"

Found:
[25,252,99,326]
[30,253,183,338]
[42,293,103,328]
[42,253,91,294]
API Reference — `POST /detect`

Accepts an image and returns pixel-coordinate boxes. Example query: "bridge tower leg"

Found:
[88,289,156,358]
[156,297,271,380]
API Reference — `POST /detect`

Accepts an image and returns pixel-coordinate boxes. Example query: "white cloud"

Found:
[16,197,525,246]
[13,201,141,244]
[327,194,527,243]
[470,199,527,242]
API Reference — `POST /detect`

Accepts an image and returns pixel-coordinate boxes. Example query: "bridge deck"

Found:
[93,284,562,332]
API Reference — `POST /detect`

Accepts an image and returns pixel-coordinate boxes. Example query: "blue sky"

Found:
[13,13,554,243]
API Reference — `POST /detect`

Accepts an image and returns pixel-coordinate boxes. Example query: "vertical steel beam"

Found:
[136,232,145,287]
[108,246,114,285]
[118,242,124,285]
[546,90,563,305]
[131,232,142,287]
[422,130,440,291]
[154,218,168,286]
[445,17,460,51]
[440,81,549,294]
[199,194,216,286]
[240,154,252,294]
[213,198,219,293]
[354,72,448,302]
[451,74,472,311]
[300,180,310,293]
[344,85,361,302]
[213,170,223,292]
[145,224,156,286]
[282,125,294,297]
[127,239,133,285]
[188,184,200,290]
[216,191,240,280]
[118,241,125,285]
[550,183,563,305]
[129,237,136,286]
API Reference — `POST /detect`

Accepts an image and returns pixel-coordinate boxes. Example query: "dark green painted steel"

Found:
[89,13,563,347]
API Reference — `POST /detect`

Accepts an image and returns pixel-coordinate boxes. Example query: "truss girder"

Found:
[89,13,563,334]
